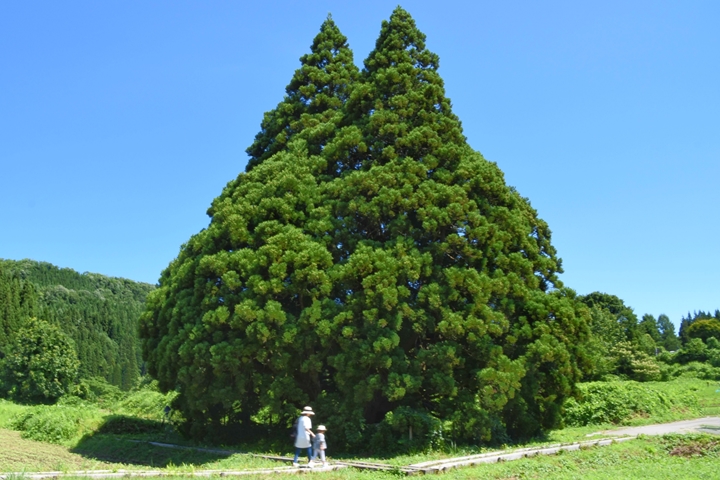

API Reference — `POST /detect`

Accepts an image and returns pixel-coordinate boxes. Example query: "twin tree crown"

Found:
[140,7,590,448]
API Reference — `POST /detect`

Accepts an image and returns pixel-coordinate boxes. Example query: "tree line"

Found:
[578,292,720,382]
[0,258,154,401]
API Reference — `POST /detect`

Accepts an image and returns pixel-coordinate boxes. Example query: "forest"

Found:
[0,258,154,396]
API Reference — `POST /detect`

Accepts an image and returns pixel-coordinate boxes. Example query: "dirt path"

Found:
[591,416,720,437]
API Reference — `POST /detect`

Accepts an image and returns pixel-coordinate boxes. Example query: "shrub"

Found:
[1,318,80,403]
[10,405,103,444]
[97,415,165,434]
[113,389,177,421]
[81,377,124,404]
[675,338,710,364]
[611,342,662,381]
[368,407,445,454]
[664,362,720,381]
[564,381,699,427]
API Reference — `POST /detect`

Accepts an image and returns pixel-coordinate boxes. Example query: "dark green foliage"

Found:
[0,259,153,390]
[656,334,720,380]
[97,415,165,435]
[679,310,720,344]
[708,337,720,368]
[686,319,720,343]
[322,7,588,444]
[662,361,720,380]
[578,293,664,380]
[657,314,681,351]
[0,264,38,348]
[245,15,359,172]
[80,377,125,404]
[639,314,661,344]
[579,292,639,342]
[141,7,590,449]
[582,306,625,380]
[1,318,80,403]
[675,338,710,364]
[368,406,444,453]
[609,341,661,381]
[141,145,334,435]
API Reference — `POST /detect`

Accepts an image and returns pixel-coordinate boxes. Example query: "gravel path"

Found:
[591,416,720,437]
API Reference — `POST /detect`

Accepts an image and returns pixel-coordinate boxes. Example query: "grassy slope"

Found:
[72,435,279,470]
[0,378,718,476]
[0,429,280,472]
[0,430,720,480]
[0,429,117,472]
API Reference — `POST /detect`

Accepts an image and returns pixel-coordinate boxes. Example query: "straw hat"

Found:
[317,425,327,431]
[302,406,315,416]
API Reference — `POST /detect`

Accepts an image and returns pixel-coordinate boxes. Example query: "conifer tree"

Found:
[140,17,359,432]
[0,266,38,348]
[321,7,587,442]
[141,144,335,433]
[141,8,590,447]
[656,313,680,351]
[245,15,359,171]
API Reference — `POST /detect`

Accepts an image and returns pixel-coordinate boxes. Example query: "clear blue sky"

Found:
[1,1,718,327]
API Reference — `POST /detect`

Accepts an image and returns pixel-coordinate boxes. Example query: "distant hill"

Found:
[0,258,154,390]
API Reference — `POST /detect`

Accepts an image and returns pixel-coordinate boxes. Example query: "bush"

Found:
[611,342,662,381]
[114,389,177,421]
[368,407,445,454]
[97,415,165,435]
[564,381,699,427]
[1,318,80,403]
[10,405,103,444]
[81,377,124,404]
[675,339,710,364]
[662,362,720,381]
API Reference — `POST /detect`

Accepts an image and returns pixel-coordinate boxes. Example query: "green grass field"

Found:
[0,429,116,472]
[0,377,718,477]
[16,435,717,480]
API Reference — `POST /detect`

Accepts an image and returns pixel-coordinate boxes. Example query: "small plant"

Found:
[662,434,720,458]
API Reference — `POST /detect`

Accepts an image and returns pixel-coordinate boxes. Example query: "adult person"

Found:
[292,406,316,466]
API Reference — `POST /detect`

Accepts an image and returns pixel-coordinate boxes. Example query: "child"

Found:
[311,425,328,466]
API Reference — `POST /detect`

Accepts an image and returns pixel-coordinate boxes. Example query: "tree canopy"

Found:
[140,7,591,448]
[1,317,80,403]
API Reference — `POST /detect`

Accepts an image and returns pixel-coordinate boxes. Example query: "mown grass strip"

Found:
[0,464,345,479]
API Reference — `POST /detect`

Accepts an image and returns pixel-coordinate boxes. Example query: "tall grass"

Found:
[0,399,29,428]
[113,389,177,421]
[9,404,105,445]
[564,380,700,427]
[0,379,177,446]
